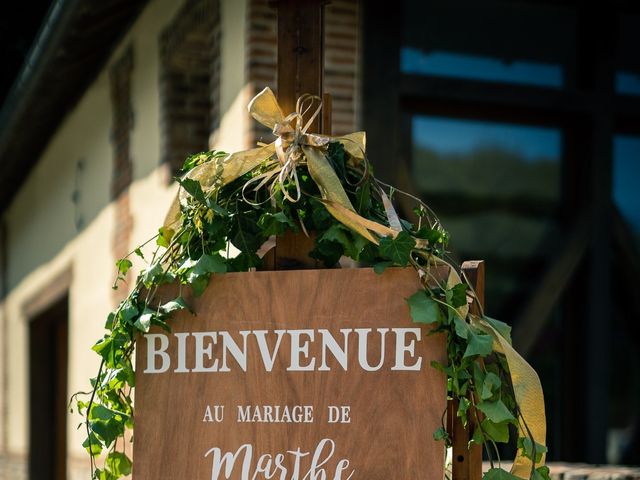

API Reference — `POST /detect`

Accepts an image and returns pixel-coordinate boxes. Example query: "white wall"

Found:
[0,0,249,476]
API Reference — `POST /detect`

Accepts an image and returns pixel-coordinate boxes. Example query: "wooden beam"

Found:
[271,0,325,269]
[276,0,324,130]
[450,261,485,480]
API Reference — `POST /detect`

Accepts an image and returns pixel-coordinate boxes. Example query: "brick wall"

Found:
[109,47,135,303]
[110,47,134,200]
[245,0,360,144]
[160,0,221,176]
[324,0,360,135]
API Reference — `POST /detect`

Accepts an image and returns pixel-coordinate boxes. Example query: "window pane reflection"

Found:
[613,135,640,244]
[401,0,576,88]
[402,48,563,88]
[617,14,640,96]
[411,115,562,318]
[616,71,640,96]
[412,116,561,201]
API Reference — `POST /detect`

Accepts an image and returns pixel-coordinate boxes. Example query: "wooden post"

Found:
[269,0,325,269]
[449,260,485,480]
[276,0,324,127]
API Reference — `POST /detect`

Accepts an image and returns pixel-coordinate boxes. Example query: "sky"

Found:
[401,47,564,89]
[413,117,640,233]
[412,116,562,162]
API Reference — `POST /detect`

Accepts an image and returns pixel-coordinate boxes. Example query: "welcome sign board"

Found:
[133,268,446,479]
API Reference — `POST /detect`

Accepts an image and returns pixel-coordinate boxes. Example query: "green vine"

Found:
[75,143,549,480]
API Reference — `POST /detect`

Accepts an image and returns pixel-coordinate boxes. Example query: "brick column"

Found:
[160,0,221,177]
[109,47,135,304]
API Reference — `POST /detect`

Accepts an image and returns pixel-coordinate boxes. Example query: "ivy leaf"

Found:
[258,212,293,236]
[485,316,512,344]
[463,330,493,358]
[481,419,510,443]
[310,198,333,230]
[448,283,468,309]
[457,396,471,424]
[104,312,115,330]
[115,258,132,276]
[190,275,209,297]
[91,417,124,448]
[157,226,175,248]
[82,432,103,456]
[142,262,164,288]
[431,360,453,376]
[518,437,547,463]
[178,177,206,203]
[481,372,502,400]
[433,426,448,442]
[476,399,516,423]
[407,290,443,325]
[454,317,470,339]
[415,226,447,248]
[472,361,485,394]
[346,234,369,260]
[230,214,262,254]
[379,231,416,266]
[320,225,369,260]
[373,261,393,274]
[161,296,191,314]
[134,311,154,333]
[92,337,112,360]
[483,468,520,480]
[470,425,484,445]
[320,224,350,249]
[310,240,343,268]
[90,405,116,421]
[533,466,551,480]
[205,198,228,216]
[327,142,347,180]
[119,300,139,324]
[95,467,118,480]
[134,247,144,259]
[192,253,227,276]
[106,452,132,476]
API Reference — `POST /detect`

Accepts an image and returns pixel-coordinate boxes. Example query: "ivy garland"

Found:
[75,136,549,479]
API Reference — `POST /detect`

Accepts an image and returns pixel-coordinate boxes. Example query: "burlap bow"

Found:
[164,87,396,243]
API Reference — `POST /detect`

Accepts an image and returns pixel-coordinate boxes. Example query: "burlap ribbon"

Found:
[163,87,546,478]
[164,87,395,244]
[445,261,547,477]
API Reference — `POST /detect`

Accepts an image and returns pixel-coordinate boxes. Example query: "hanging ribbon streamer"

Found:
[444,260,547,478]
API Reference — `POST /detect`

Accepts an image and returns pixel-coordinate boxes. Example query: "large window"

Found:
[400,0,576,89]
[364,0,640,464]
[411,116,562,317]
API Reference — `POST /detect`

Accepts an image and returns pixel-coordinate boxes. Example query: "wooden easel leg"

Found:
[450,261,485,480]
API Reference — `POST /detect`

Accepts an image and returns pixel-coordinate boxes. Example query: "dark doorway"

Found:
[28,294,68,480]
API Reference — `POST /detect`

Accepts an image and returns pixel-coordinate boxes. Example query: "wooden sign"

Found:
[133,268,446,479]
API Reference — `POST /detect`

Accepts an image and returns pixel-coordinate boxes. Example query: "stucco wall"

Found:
[0,0,249,476]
